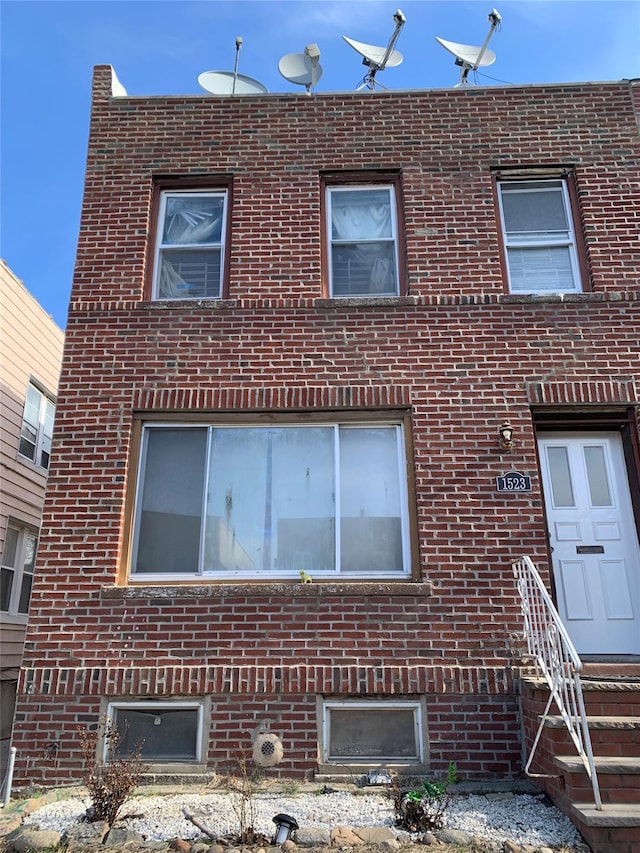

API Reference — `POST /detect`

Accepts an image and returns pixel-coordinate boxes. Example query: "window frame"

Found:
[1,523,38,618]
[495,173,587,295]
[148,177,232,301]
[104,701,205,766]
[319,698,427,766]
[321,172,406,298]
[124,411,417,584]
[18,382,55,470]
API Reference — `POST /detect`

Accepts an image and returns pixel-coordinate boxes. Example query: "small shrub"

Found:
[224,752,269,845]
[78,718,147,826]
[389,763,458,832]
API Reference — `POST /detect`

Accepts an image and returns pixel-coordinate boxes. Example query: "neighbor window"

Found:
[320,700,425,764]
[130,420,411,580]
[19,383,55,469]
[106,702,203,763]
[152,190,227,300]
[497,179,583,294]
[326,183,402,297]
[1,525,38,616]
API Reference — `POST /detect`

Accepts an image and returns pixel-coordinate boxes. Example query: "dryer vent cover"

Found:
[253,732,284,767]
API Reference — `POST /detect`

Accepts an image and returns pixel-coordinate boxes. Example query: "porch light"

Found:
[499,421,514,451]
[272,814,299,845]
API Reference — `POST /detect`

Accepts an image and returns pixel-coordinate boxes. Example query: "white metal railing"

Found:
[512,556,602,809]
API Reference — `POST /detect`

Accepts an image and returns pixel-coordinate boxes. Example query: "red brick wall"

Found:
[10,68,640,786]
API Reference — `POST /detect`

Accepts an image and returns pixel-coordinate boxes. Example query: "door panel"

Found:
[538,431,640,654]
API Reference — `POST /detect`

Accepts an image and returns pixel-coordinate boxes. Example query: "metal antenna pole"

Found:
[232,36,243,95]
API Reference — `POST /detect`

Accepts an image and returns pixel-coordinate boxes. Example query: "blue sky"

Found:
[1,0,639,329]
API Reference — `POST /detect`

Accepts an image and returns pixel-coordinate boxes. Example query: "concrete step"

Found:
[572,802,640,827]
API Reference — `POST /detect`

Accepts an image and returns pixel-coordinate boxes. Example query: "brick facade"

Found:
[10,67,640,787]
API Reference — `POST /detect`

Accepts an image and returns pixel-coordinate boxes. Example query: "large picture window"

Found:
[130,421,411,580]
[152,190,227,300]
[326,184,401,297]
[19,383,55,469]
[497,178,583,294]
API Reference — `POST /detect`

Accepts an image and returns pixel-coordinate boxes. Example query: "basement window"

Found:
[320,699,426,764]
[106,702,204,763]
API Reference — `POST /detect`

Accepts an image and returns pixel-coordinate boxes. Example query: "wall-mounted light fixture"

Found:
[499,421,514,451]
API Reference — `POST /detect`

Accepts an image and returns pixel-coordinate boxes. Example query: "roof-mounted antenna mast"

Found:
[232,36,243,95]
[343,8,406,91]
[436,8,502,87]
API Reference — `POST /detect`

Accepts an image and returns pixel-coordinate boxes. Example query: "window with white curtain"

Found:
[18,383,55,469]
[130,421,411,580]
[327,185,400,296]
[152,190,227,300]
[1,524,38,616]
[497,179,582,294]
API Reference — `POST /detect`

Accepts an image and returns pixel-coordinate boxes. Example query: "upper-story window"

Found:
[1,524,38,616]
[128,418,412,582]
[325,179,404,297]
[497,178,583,294]
[152,190,228,300]
[19,383,55,469]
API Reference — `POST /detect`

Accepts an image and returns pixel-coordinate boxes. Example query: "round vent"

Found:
[253,732,284,767]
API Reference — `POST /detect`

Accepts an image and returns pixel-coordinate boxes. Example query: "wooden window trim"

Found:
[320,171,407,299]
[145,175,233,301]
[491,168,591,295]
[118,409,420,584]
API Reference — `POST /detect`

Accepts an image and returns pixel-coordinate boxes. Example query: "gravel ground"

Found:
[21,788,584,849]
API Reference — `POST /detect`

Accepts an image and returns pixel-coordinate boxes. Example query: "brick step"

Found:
[555,755,640,805]
[570,803,640,853]
[543,715,640,757]
[521,676,640,716]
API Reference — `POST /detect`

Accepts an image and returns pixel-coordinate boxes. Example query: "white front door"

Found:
[537,431,640,654]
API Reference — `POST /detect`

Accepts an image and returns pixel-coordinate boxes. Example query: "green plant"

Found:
[388,763,458,832]
[78,718,147,826]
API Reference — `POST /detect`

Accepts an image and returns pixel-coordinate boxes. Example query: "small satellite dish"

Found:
[198,36,268,96]
[436,8,502,87]
[278,43,323,93]
[198,71,268,95]
[343,8,406,91]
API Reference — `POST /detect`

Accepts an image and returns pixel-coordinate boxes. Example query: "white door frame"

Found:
[537,429,640,655]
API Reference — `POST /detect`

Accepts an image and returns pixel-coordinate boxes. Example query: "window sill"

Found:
[315,296,415,308]
[0,613,29,626]
[101,580,432,600]
[144,298,238,310]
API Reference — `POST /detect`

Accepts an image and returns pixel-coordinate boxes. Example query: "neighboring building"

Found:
[9,66,640,843]
[0,260,64,774]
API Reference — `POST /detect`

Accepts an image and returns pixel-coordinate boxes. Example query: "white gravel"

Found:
[23,788,584,848]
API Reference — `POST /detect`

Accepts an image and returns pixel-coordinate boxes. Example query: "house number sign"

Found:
[496,471,532,493]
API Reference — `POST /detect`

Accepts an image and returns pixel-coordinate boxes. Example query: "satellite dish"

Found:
[436,8,502,87]
[435,38,496,68]
[278,44,323,93]
[343,8,406,91]
[342,37,403,69]
[198,36,268,96]
[198,71,268,95]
